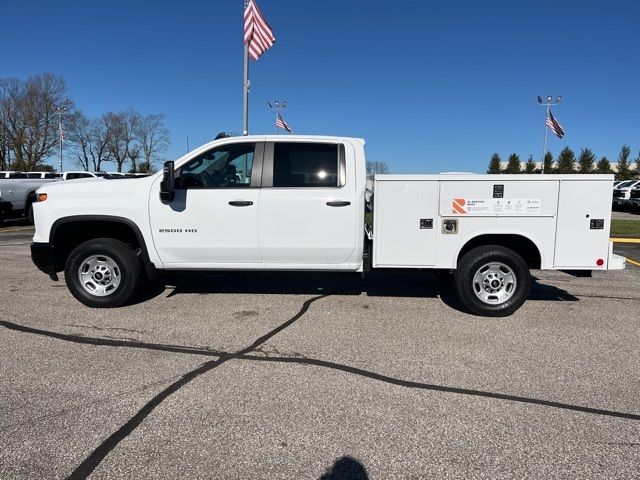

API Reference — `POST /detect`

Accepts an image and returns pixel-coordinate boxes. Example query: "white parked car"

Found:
[61,171,100,180]
[31,135,625,316]
[612,180,640,207]
[627,186,640,210]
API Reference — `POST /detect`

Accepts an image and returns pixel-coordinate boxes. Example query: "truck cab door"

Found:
[258,141,358,266]
[149,141,264,267]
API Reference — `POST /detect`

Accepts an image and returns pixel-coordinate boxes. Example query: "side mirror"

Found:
[159,161,175,203]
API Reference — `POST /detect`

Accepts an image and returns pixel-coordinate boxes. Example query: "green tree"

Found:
[543,151,554,173]
[524,155,536,173]
[577,148,596,173]
[487,153,502,173]
[616,144,633,180]
[634,150,640,177]
[556,147,576,174]
[505,153,521,173]
[596,156,612,174]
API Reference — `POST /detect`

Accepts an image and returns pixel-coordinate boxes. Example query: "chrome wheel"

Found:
[472,262,517,305]
[78,254,122,297]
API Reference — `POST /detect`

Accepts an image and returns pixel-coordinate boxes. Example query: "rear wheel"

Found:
[454,245,531,317]
[64,238,141,308]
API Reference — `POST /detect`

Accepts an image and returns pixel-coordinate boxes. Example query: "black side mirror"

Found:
[159,161,175,203]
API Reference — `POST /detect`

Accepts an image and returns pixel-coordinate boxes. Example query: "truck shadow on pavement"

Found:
[2,281,637,479]
[132,271,579,312]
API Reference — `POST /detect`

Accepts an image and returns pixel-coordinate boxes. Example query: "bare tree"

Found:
[134,113,170,173]
[67,111,112,171]
[1,74,73,171]
[104,111,140,172]
[366,161,390,175]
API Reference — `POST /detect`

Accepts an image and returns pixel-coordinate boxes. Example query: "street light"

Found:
[537,95,562,174]
[57,106,67,173]
[268,100,287,135]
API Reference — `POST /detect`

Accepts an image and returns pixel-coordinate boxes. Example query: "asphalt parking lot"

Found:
[1,224,639,479]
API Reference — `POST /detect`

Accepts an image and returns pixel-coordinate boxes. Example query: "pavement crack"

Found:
[64,324,148,334]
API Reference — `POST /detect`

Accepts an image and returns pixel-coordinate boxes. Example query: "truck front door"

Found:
[149,141,263,267]
[258,141,358,265]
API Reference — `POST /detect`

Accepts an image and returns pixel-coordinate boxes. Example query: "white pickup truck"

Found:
[31,135,625,316]
[0,177,60,223]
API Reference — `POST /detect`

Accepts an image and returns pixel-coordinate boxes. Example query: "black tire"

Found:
[25,202,34,224]
[454,245,531,317]
[64,238,142,308]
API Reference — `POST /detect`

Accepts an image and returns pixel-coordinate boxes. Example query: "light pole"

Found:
[57,106,66,173]
[268,100,287,135]
[537,95,562,174]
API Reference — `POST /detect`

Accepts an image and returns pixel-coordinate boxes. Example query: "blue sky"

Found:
[1,0,639,172]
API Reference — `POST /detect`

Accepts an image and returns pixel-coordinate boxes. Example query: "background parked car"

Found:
[0,176,60,223]
[612,180,640,209]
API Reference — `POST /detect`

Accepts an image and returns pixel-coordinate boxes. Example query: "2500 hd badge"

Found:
[158,228,198,233]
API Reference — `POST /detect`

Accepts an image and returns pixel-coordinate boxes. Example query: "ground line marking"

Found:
[610,238,640,244]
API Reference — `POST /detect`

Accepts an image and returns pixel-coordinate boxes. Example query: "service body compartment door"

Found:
[373,180,439,267]
[554,180,612,269]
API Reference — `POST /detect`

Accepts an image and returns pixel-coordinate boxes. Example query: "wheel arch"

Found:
[456,233,542,269]
[50,215,151,272]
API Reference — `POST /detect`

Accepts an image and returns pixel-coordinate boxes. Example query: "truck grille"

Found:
[612,190,625,198]
[630,190,640,199]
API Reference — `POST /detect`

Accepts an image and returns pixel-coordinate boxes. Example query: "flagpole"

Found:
[537,95,562,174]
[541,104,549,174]
[242,1,250,135]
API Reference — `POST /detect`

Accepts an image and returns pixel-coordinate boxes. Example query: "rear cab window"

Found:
[272,142,344,188]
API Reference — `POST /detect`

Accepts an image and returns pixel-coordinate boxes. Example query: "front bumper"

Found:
[31,242,58,280]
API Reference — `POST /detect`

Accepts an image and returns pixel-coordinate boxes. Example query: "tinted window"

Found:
[8,173,28,179]
[26,173,42,179]
[176,143,255,189]
[66,173,92,179]
[44,173,59,179]
[273,143,339,188]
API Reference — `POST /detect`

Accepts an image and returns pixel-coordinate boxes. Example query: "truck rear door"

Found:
[258,141,358,265]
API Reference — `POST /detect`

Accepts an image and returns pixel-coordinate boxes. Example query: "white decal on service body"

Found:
[457,199,543,214]
[492,198,542,214]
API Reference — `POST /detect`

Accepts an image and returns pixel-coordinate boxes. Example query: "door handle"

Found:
[326,200,351,207]
[229,200,254,207]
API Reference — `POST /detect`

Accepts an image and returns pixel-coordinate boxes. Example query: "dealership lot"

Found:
[1,224,639,479]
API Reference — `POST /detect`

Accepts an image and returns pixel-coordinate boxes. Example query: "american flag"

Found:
[276,113,293,134]
[244,0,275,61]
[546,110,565,138]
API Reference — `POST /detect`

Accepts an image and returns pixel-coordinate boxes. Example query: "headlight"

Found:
[37,193,48,202]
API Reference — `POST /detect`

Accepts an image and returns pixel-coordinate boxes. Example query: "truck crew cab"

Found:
[30,135,625,316]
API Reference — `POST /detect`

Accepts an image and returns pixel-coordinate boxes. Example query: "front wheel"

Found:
[454,245,531,317]
[64,238,142,308]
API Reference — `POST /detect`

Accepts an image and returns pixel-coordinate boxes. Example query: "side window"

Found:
[273,143,341,188]
[66,173,80,180]
[176,143,255,189]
